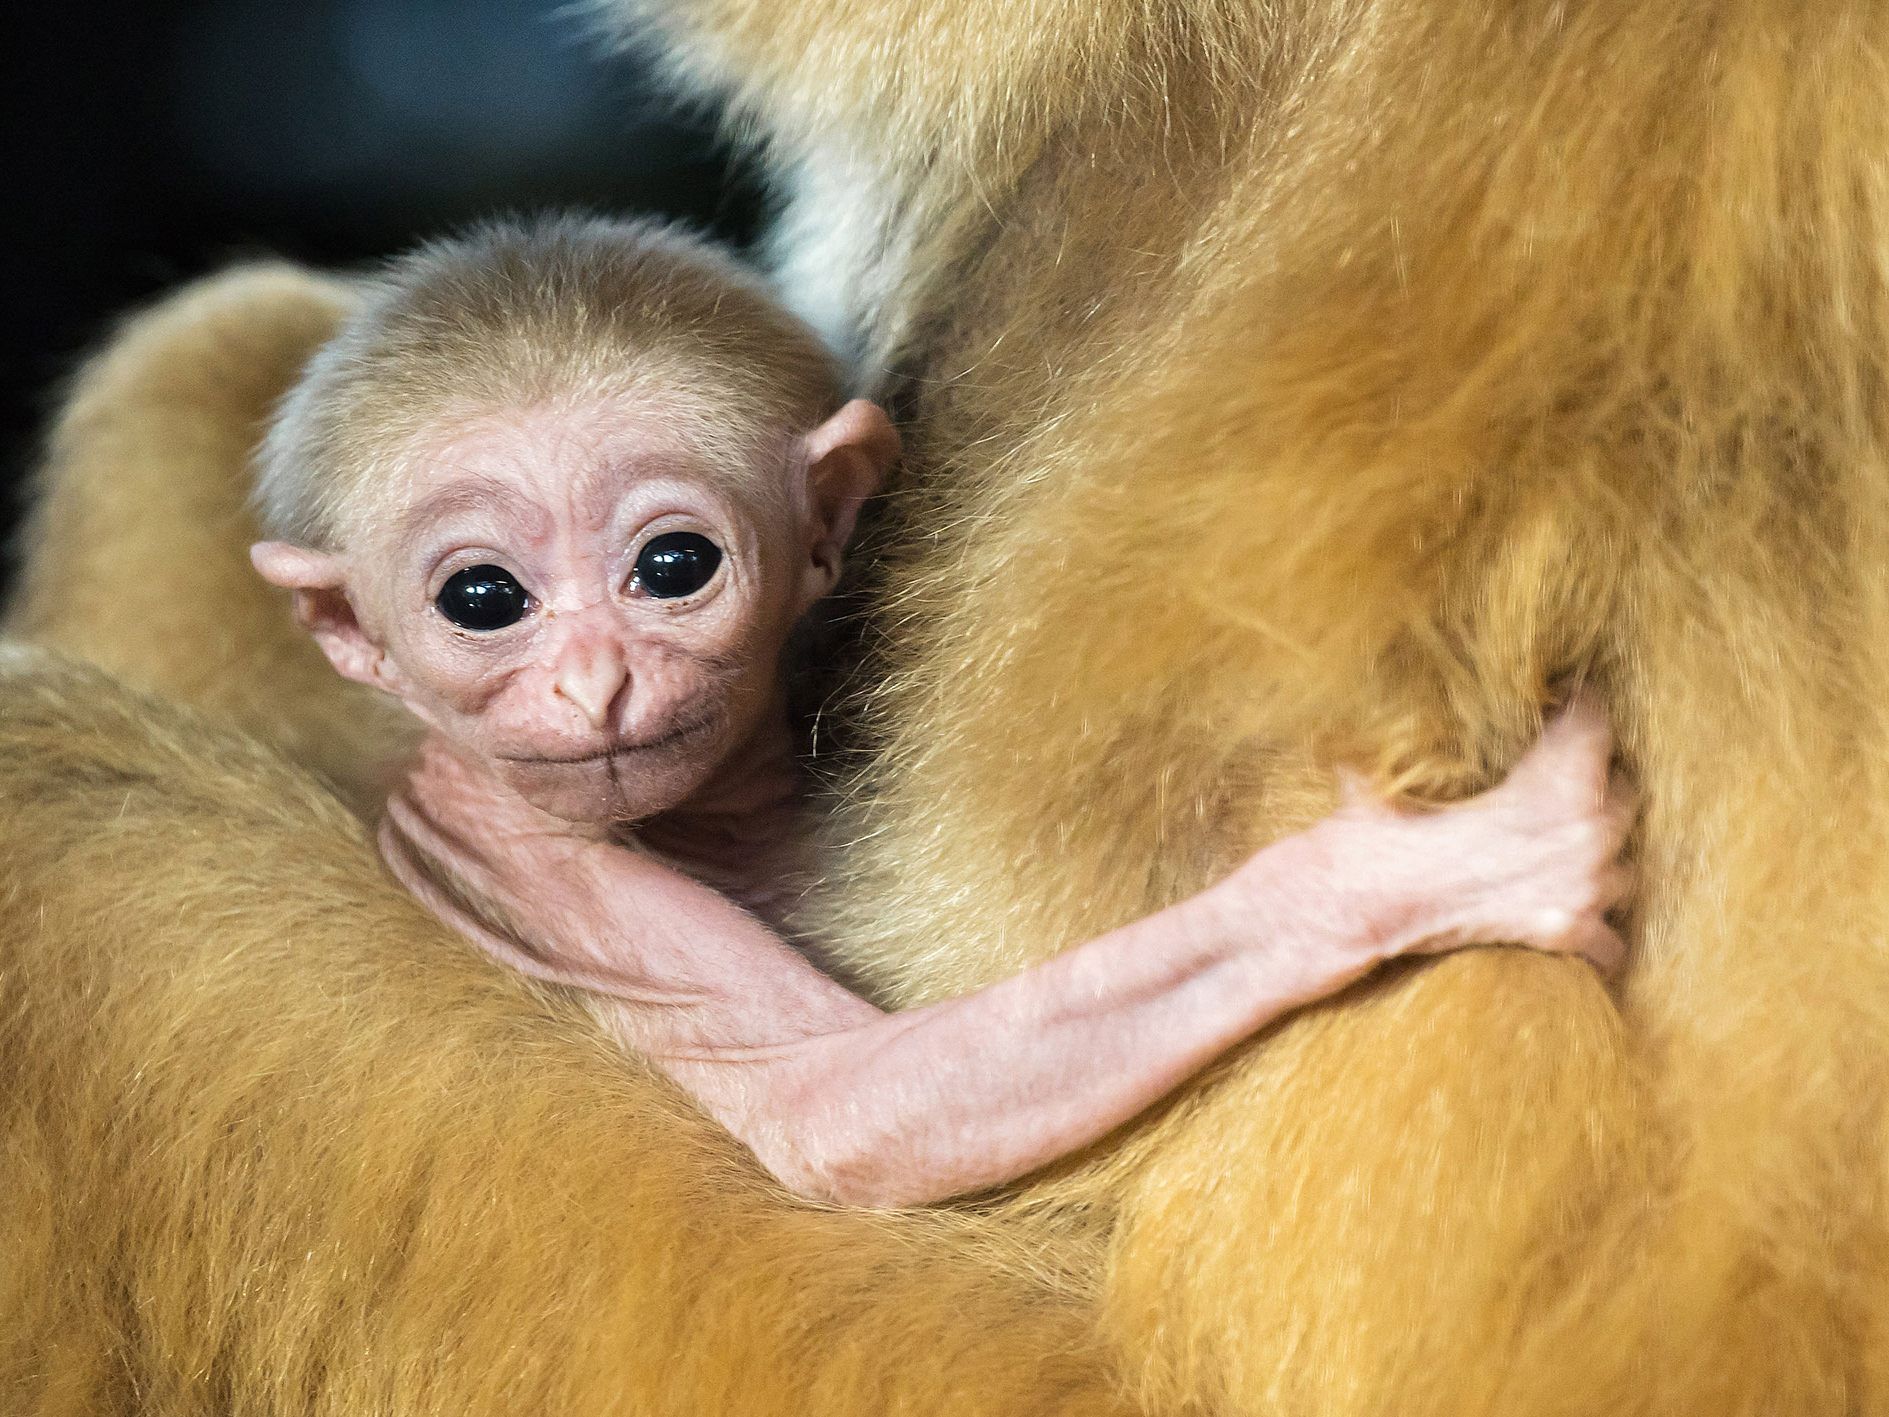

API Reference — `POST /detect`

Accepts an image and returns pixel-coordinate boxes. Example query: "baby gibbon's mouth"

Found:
[497,707,719,765]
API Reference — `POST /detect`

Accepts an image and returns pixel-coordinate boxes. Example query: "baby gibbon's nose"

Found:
[552,641,629,731]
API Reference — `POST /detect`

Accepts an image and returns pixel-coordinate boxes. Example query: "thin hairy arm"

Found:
[383,701,1630,1209]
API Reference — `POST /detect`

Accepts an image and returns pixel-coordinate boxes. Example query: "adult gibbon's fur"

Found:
[6,268,418,812]
[6,0,1889,1413]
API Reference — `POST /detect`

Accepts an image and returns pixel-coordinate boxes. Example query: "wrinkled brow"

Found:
[393,476,547,540]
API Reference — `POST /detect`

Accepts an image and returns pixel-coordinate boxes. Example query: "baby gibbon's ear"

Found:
[250,540,344,594]
[250,542,396,693]
[796,400,900,606]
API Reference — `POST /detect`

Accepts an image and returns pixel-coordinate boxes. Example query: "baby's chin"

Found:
[495,746,714,829]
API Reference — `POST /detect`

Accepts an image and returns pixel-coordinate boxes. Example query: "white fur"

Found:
[764,148,915,398]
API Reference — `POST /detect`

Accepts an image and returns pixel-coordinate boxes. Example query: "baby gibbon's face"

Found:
[253,393,896,826]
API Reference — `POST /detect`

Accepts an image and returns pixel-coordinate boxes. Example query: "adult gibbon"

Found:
[5,2,1886,1413]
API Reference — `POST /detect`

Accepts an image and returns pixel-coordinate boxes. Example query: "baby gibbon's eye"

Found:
[436,564,531,631]
[632,532,723,600]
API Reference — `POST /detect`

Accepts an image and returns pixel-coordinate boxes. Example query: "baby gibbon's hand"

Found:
[1286,694,1636,977]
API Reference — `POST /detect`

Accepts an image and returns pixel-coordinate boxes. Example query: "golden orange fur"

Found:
[8,0,1889,1412]
[0,650,1123,1413]
[6,265,416,813]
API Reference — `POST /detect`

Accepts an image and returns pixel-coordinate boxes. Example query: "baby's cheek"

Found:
[390,641,518,724]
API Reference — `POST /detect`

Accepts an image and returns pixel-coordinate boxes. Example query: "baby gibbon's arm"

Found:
[383,702,1630,1209]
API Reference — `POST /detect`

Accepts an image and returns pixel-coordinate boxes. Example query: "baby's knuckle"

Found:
[1532,906,1575,939]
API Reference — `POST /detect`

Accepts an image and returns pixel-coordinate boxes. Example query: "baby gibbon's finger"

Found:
[1559,917,1627,978]
[1602,770,1641,844]
[1335,767,1378,813]
[1501,696,1615,810]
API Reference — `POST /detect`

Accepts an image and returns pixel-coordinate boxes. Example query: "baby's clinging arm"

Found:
[383,701,1630,1210]
[382,786,1340,1208]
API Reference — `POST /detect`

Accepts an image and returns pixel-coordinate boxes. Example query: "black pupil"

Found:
[634,532,722,599]
[437,565,529,631]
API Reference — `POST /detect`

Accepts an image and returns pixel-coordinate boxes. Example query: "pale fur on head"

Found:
[252,213,847,551]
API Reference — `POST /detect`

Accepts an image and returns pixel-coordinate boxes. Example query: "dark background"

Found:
[0,0,760,597]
